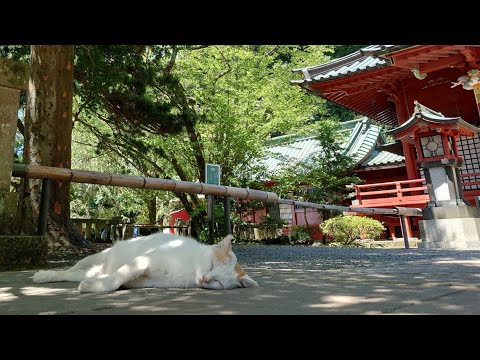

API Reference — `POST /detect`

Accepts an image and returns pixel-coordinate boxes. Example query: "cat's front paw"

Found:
[78,277,118,293]
[33,270,57,284]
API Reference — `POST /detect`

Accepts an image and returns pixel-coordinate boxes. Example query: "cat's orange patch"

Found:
[235,263,246,278]
[213,248,230,262]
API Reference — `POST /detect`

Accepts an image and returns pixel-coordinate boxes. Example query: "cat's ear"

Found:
[217,234,233,253]
[238,274,258,288]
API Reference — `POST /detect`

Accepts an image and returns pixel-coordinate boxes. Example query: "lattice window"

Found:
[267,203,292,224]
[267,203,280,220]
[457,133,480,191]
[279,204,293,223]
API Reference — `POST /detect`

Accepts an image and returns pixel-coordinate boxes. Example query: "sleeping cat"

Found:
[32,233,257,293]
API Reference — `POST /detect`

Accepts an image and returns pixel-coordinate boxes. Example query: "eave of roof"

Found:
[387,101,480,143]
[291,45,411,86]
[290,45,480,128]
[360,149,404,167]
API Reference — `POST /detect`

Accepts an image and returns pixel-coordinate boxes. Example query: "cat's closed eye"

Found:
[212,279,223,288]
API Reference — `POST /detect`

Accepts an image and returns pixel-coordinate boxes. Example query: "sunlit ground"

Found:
[0,249,480,314]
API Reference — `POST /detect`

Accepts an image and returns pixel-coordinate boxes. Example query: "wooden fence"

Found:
[71,218,192,243]
[72,217,286,243]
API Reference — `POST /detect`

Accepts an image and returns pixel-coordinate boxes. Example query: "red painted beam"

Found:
[418,54,467,73]
[389,45,457,64]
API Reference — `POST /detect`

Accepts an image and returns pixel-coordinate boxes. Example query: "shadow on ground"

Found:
[1,246,480,314]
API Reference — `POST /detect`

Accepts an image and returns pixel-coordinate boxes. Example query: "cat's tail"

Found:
[32,251,106,284]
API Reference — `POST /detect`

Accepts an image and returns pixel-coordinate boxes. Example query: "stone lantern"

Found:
[388,101,480,249]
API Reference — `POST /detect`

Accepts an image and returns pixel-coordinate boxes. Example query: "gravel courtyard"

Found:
[1,245,480,315]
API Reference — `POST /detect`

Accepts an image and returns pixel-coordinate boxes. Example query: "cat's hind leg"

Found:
[78,255,150,293]
[33,252,105,284]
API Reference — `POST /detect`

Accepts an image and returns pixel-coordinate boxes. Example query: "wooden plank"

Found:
[359,186,427,197]
[400,186,427,193]
[360,195,429,207]
[418,54,466,73]
[360,189,398,196]
[355,178,425,188]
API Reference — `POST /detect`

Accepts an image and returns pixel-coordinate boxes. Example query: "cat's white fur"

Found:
[32,233,257,293]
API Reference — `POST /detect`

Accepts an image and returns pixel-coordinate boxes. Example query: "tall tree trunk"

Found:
[146,197,157,225]
[23,45,87,247]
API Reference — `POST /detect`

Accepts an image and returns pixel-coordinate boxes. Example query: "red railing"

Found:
[354,179,428,208]
[354,172,480,208]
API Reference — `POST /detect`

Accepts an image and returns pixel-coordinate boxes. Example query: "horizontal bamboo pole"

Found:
[277,199,423,217]
[12,163,279,203]
[12,163,423,217]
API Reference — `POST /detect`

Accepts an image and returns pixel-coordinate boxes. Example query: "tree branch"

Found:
[189,45,209,51]
[164,45,178,74]
[17,118,25,136]
[255,45,280,68]
[210,46,232,94]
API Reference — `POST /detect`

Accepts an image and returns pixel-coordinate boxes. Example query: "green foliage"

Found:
[0,45,30,62]
[71,45,336,235]
[0,236,48,270]
[75,45,188,135]
[290,225,314,245]
[258,214,288,229]
[268,119,361,214]
[321,215,385,245]
[2,45,366,238]
[70,122,173,223]
[330,45,366,59]
[14,132,23,163]
[176,45,334,182]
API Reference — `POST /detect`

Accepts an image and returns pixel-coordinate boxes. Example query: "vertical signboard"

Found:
[205,163,221,185]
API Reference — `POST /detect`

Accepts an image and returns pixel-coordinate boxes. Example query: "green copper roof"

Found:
[291,45,408,85]
[261,117,404,177]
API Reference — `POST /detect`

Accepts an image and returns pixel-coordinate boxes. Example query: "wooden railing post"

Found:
[355,185,363,204]
[396,182,403,202]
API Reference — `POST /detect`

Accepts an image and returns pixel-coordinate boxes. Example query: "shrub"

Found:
[290,225,315,245]
[0,236,49,271]
[320,216,385,246]
[261,236,291,245]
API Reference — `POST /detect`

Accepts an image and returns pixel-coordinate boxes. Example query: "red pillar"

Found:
[389,225,396,239]
[404,216,413,238]
[394,96,419,180]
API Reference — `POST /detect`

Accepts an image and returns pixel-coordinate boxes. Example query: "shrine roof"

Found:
[387,101,480,143]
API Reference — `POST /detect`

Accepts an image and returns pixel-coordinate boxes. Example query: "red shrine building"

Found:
[292,45,480,242]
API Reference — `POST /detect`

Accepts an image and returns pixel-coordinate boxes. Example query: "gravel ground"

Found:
[232,244,480,270]
[47,242,480,271]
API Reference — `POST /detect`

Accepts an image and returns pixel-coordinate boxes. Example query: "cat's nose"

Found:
[196,275,208,287]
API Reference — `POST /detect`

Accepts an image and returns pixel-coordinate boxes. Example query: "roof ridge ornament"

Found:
[412,68,427,80]
[413,100,444,117]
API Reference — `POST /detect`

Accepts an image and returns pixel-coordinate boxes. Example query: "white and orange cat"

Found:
[32,233,257,293]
